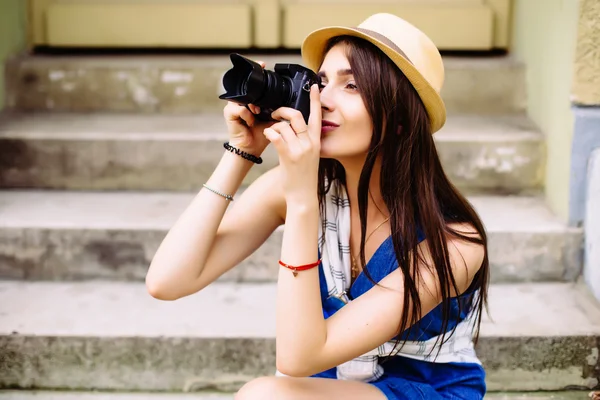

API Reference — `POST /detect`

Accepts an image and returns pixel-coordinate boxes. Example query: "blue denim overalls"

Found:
[311,233,486,400]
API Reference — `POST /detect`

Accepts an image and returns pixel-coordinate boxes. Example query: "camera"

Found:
[219,53,320,123]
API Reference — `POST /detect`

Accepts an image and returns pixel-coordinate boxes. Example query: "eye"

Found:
[345,82,358,90]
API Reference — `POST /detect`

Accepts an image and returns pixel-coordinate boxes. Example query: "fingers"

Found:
[307,84,322,142]
[263,126,284,151]
[277,121,299,144]
[263,121,302,156]
[225,102,256,127]
[270,121,299,144]
[271,108,308,138]
[247,104,260,115]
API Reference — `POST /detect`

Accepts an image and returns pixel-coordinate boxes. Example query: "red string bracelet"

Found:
[278,259,321,277]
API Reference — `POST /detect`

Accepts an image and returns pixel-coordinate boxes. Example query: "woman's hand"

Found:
[223,61,274,157]
[263,84,322,206]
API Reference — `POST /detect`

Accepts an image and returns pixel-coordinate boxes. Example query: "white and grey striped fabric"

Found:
[318,178,353,303]
[277,179,481,383]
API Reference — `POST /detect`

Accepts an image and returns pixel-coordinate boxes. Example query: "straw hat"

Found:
[301,13,446,133]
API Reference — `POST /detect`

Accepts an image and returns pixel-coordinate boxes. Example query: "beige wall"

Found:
[0,0,28,110]
[511,0,580,221]
[572,0,600,106]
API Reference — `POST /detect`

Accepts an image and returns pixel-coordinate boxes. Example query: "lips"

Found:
[321,120,340,127]
[321,120,339,135]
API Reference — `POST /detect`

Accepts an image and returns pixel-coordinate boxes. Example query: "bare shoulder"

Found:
[447,221,483,242]
[445,221,485,294]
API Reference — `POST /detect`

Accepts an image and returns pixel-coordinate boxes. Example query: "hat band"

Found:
[353,27,413,64]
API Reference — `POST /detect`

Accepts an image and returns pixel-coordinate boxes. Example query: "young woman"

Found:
[147,13,489,400]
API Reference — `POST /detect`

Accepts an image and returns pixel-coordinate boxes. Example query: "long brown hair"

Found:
[317,36,490,353]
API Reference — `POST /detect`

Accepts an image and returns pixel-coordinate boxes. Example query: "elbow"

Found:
[276,355,315,378]
[145,274,179,301]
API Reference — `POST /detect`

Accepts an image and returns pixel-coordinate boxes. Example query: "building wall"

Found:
[511,0,580,221]
[0,0,28,110]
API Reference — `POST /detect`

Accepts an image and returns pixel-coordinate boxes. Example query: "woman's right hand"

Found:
[223,60,274,157]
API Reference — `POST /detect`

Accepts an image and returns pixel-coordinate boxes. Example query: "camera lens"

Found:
[258,70,292,110]
[220,54,293,111]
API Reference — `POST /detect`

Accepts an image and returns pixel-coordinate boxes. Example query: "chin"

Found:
[319,135,369,160]
[318,141,340,159]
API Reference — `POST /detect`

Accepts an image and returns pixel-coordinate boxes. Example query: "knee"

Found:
[235,376,281,400]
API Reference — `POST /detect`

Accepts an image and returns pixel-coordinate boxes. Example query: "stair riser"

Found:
[0,135,544,194]
[5,56,526,115]
[0,335,597,392]
[0,227,582,283]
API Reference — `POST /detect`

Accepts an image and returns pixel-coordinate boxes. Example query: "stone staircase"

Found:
[0,52,598,399]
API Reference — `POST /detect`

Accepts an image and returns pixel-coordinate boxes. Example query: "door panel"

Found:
[28,0,512,50]
[46,3,251,47]
[283,4,495,50]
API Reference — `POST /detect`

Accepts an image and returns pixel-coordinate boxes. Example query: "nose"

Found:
[319,85,334,113]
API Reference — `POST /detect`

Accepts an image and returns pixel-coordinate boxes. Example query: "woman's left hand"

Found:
[263,84,322,206]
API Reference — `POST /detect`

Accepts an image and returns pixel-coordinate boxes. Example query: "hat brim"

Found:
[301,26,446,133]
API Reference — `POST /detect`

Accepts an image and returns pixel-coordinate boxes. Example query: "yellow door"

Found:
[28,0,511,50]
[28,0,280,48]
[282,0,512,50]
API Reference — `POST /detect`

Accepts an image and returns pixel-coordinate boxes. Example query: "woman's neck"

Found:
[339,155,390,221]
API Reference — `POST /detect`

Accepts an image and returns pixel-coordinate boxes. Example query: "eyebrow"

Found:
[317,69,353,79]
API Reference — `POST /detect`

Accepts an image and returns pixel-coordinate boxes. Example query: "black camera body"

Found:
[219,53,320,123]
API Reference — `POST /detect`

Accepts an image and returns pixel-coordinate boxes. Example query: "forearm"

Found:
[276,200,327,375]
[147,150,254,299]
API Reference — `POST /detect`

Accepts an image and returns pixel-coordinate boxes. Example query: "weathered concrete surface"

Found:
[0,282,598,392]
[0,192,582,283]
[5,55,526,115]
[0,391,591,399]
[0,113,544,194]
[585,148,600,301]
[572,0,600,106]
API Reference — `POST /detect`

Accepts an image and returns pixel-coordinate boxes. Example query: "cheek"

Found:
[349,103,371,131]
[353,109,372,143]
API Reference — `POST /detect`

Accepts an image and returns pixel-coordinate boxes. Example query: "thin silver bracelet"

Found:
[202,184,234,202]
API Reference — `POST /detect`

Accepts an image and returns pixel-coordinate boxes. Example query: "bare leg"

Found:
[235,376,388,400]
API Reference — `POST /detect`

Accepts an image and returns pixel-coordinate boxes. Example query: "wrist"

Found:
[205,151,253,194]
[227,137,266,155]
[224,142,263,164]
[221,147,256,168]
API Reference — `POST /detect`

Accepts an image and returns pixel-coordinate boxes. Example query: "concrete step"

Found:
[0,191,581,283]
[0,112,544,194]
[0,390,592,399]
[5,54,525,115]
[0,282,599,392]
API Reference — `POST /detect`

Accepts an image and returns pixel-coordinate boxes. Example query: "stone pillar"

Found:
[0,0,28,110]
[572,0,600,106]
[569,0,600,301]
[569,0,600,226]
[586,148,600,300]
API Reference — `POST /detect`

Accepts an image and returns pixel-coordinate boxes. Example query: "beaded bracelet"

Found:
[202,184,234,202]
[223,142,263,164]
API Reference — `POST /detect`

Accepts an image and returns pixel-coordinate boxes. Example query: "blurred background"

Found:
[0,0,599,399]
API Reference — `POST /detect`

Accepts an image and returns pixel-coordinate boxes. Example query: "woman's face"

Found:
[317,43,373,159]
